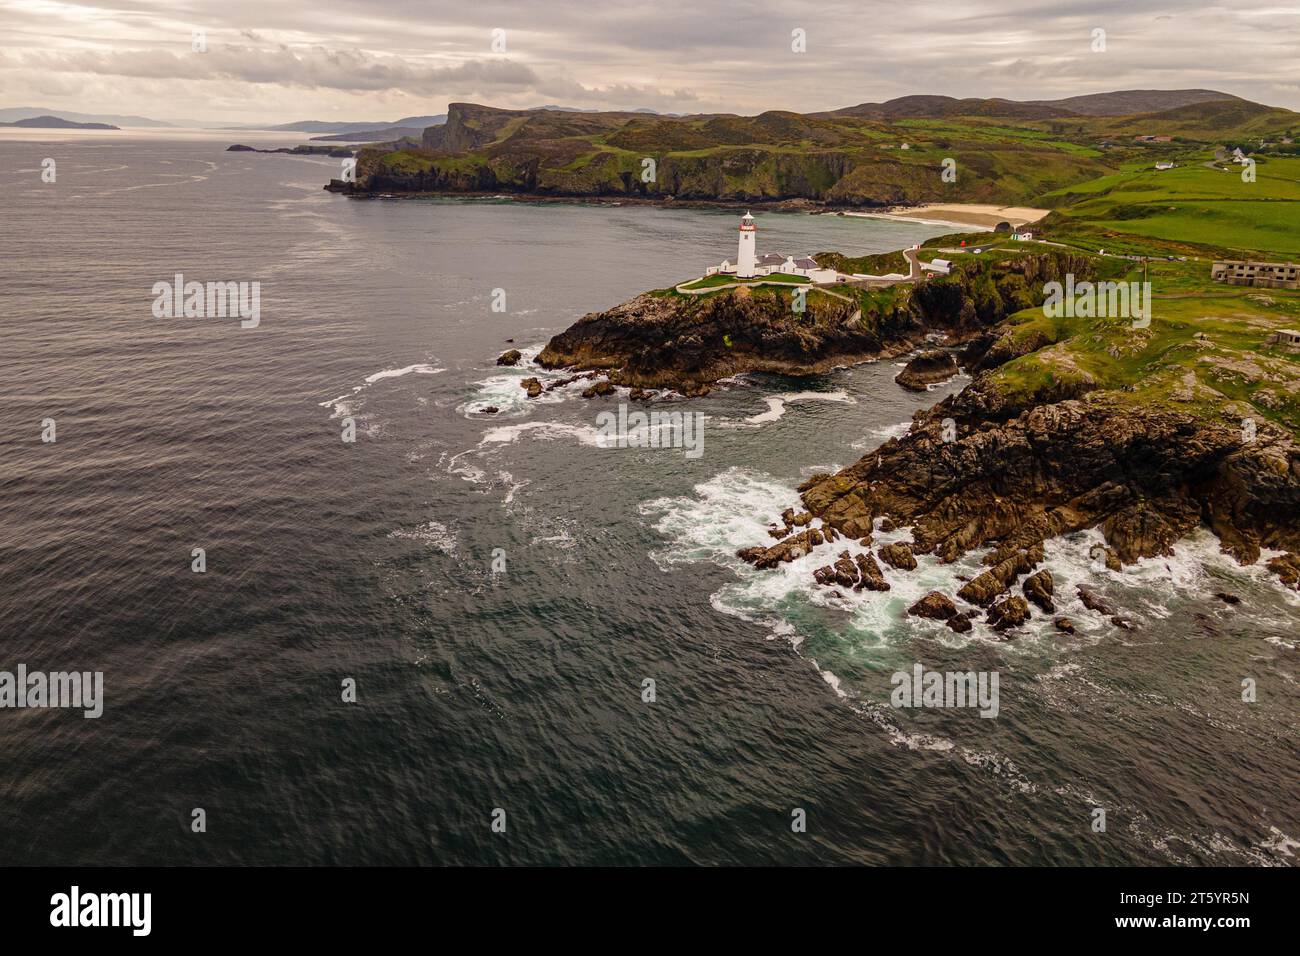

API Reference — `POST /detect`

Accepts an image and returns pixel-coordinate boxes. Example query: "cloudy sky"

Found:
[2,0,1298,124]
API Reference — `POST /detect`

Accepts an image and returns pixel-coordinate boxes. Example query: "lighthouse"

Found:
[736,211,757,278]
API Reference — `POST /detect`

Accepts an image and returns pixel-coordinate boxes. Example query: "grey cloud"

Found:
[0,0,1297,122]
[5,46,541,94]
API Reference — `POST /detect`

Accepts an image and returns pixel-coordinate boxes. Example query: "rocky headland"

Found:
[531,244,1300,626]
[535,251,1086,395]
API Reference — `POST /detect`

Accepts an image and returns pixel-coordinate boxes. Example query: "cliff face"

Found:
[421,103,512,153]
[343,101,1112,205]
[353,145,1098,204]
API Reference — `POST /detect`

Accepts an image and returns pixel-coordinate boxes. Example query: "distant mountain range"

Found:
[0,90,1273,138]
[310,127,426,142]
[0,108,447,133]
[247,115,447,133]
[813,89,1247,121]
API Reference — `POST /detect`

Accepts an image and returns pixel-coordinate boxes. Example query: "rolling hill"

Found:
[344,91,1298,209]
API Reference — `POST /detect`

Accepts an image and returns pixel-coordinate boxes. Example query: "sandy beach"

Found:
[846,203,1051,229]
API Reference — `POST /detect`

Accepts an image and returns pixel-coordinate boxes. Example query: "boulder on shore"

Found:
[832,551,860,588]
[958,546,1042,607]
[496,349,522,366]
[895,350,960,391]
[987,595,1031,630]
[1089,544,1123,571]
[1076,584,1117,616]
[1266,552,1300,589]
[1022,569,1055,612]
[877,541,917,571]
[908,591,958,620]
[946,614,973,633]
[854,552,891,591]
[738,528,825,570]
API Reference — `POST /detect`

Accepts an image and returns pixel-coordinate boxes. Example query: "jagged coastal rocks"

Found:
[524,236,1300,630]
[537,288,865,395]
[734,376,1300,632]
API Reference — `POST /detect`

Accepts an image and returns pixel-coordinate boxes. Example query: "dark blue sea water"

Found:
[2,130,1297,865]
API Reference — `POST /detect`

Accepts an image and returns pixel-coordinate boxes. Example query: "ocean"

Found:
[2,130,1297,865]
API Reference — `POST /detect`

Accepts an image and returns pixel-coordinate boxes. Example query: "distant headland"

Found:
[0,115,119,130]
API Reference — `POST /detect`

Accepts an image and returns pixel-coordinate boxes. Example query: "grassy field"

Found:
[986,290,1300,430]
[828,149,1300,438]
[1041,157,1300,258]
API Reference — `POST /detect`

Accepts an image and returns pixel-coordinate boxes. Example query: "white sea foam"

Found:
[498,470,528,506]
[643,466,1300,844]
[719,389,856,428]
[388,519,457,555]
[442,449,488,486]
[639,468,1300,815]
[480,421,606,448]
[1260,826,1300,858]
[818,667,847,698]
[848,699,956,752]
[364,363,445,384]
[851,419,911,450]
[459,343,583,416]
[319,360,445,419]
[643,469,1025,646]
[319,394,356,420]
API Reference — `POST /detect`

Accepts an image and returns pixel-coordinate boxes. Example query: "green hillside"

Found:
[351,93,1299,208]
[1040,156,1300,259]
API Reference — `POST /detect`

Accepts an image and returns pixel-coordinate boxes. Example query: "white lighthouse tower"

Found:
[736,211,757,278]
